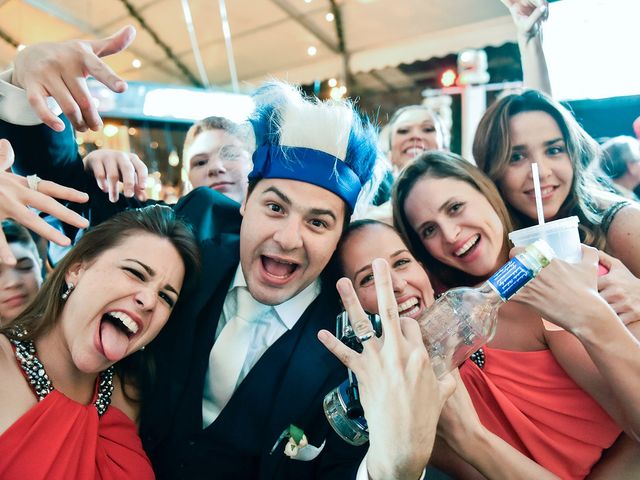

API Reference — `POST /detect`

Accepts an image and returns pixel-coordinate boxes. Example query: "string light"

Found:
[103,124,119,137]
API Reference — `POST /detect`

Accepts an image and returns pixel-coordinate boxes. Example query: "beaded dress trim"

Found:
[470,348,485,369]
[9,329,115,417]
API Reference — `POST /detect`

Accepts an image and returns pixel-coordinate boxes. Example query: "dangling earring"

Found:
[61,283,75,301]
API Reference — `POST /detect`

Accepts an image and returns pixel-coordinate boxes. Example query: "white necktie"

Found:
[202,286,266,427]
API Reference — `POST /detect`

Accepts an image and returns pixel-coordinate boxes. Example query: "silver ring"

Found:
[357,330,376,343]
[26,174,42,192]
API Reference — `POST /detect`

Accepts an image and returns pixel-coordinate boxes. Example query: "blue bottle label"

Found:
[487,256,534,300]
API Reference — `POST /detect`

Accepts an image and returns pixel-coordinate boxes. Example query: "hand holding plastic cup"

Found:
[508,163,582,331]
[509,217,581,331]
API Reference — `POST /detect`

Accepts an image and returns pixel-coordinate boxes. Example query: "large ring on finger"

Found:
[357,330,376,343]
[26,174,42,192]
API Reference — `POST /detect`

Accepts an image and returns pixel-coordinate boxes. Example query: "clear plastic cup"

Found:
[508,216,581,264]
[509,216,581,332]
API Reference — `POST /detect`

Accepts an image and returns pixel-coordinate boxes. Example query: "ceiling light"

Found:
[103,124,119,137]
[307,46,317,56]
[132,58,142,69]
[168,150,180,167]
[328,78,337,88]
[325,13,334,22]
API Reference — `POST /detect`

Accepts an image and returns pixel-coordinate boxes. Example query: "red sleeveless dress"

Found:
[0,339,155,480]
[460,346,621,480]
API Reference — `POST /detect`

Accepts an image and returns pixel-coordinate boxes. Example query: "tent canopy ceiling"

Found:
[0,0,517,91]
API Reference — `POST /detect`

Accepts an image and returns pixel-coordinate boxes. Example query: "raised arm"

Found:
[318,259,455,480]
[501,0,552,95]
[515,246,640,441]
[8,26,135,132]
[0,26,134,188]
[435,370,560,480]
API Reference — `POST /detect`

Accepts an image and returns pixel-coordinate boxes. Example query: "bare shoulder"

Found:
[110,375,141,425]
[606,203,640,275]
[0,334,38,436]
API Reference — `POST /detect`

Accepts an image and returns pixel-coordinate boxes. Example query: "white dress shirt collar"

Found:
[228,264,321,331]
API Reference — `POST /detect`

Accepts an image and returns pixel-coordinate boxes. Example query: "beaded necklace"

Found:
[9,328,115,417]
[469,348,485,369]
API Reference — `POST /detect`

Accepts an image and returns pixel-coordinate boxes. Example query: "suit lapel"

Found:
[261,289,342,473]
[148,236,239,440]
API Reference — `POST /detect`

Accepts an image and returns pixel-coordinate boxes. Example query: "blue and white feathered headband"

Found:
[248,82,378,212]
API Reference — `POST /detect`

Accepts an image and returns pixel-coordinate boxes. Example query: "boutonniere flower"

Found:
[270,424,325,460]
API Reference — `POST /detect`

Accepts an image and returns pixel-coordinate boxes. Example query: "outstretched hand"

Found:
[11,26,136,132]
[501,0,549,39]
[318,258,455,480]
[0,139,89,264]
[83,149,148,202]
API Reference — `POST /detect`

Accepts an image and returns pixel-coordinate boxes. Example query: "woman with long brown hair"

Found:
[391,151,640,478]
[0,205,199,479]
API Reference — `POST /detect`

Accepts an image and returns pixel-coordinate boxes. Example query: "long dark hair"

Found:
[1,206,200,399]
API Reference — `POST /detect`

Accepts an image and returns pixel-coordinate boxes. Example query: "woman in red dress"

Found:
[0,205,199,479]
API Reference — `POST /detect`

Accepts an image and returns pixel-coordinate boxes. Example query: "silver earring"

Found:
[61,283,75,301]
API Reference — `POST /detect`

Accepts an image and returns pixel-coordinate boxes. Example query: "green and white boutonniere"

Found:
[270,424,325,460]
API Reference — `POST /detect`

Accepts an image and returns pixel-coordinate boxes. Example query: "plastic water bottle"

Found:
[324,239,556,445]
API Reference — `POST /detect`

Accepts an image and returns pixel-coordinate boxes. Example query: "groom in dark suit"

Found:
[0,60,381,478]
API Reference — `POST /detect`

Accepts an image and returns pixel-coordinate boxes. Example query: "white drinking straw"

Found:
[531,163,545,225]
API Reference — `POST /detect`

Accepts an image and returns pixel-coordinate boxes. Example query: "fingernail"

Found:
[317,330,331,342]
[54,121,65,132]
[372,258,385,275]
[2,255,16,265]
[336,278,350,295]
